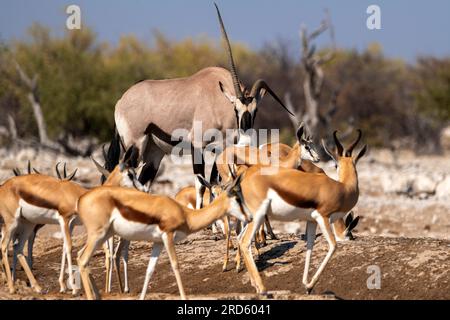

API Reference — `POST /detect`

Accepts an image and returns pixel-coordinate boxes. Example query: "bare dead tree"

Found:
[12,60,52,146]
[285,10,347,141]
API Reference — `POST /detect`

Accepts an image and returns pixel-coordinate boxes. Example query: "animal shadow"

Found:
[256,240,296,271]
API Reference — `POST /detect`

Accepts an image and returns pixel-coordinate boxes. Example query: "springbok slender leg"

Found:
[264,216,277,240]
[222,216,231,271]
[303,211,337,293]
[1,227,15,293]
[104,237,114,293]
[121,240,130,293]
[238,199,271,293]
[78,231,111,300]
[302,220,317,289]
[162,232,186,300]
[112,238,130,294]
[58,216,76,295]
[139,242,162,300]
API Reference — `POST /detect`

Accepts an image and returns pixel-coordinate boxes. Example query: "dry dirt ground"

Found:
[0,148,449,300]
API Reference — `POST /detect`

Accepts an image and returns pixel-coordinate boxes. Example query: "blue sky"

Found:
[1,0,449,62]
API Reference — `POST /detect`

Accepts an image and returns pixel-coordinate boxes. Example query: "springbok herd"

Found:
[0,4,366,300]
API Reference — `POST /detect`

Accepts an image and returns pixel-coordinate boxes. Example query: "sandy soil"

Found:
[0,148,449,300]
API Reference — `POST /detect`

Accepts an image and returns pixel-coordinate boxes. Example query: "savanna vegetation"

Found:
[0,24,449,151]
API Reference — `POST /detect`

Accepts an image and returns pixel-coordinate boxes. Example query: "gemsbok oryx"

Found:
[107,3,294,192]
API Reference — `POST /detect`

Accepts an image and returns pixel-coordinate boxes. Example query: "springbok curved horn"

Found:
[66,168,78,181]
[63,163,68,179]
[333,131,344,156]
[27,160,32,174]
[102,144,108,162]
[32,168,41,174]
[249,79,295,117]
[55,162,63,180]
[12,168,21,176]
[214,3,243,100]
[345,129,362,156]
[90,156,110,178]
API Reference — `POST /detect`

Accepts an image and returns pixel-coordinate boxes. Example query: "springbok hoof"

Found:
[34,286,43,294]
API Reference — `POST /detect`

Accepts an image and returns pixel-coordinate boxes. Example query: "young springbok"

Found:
[236,130,367,294]
[76,173,251,300]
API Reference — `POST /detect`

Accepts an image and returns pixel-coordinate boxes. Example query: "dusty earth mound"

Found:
[1,232,448,300]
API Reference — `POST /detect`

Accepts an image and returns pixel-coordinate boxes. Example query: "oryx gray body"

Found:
[110,4,292,187]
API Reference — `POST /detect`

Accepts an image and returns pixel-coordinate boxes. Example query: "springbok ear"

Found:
[219,81,236,104]
[196,174,212,189]
[354,145,368,164]
[321,139,337,163]
[348,216,360,231]
[296,122,305,142]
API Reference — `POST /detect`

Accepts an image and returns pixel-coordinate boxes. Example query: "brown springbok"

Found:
[0,148,145,295]
[76,173,251,300]
[236,130,367,294]
[107,3,294,194]
[259,142,360,242]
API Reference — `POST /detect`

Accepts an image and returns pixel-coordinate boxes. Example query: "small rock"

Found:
[435,176,450,199]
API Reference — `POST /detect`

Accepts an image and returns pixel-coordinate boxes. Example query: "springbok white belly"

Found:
[110,209,187,242]
[267,189,315,222]
[19,199,60,225]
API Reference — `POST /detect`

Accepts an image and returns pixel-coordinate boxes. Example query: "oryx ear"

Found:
[254,87,266,103]
[354,145,368,164]
[219,81,236,104]
[321,139,337,163]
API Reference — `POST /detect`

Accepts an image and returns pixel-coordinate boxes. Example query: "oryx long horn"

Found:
[249,79,295,117]
[55,162,63,180]
[214,3,243,100]
[333,131,344,156]
[90,156,110,178]
[345,129,362,156]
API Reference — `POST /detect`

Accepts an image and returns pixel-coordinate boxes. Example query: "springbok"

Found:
[107,3,294,197]
[236,130,367,294]
[0,148,145,295]
[76,172,251,300]
[259,142,360,241]
[9,162,78,279]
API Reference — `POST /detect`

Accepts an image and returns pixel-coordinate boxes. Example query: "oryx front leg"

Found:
[304,211,337,294]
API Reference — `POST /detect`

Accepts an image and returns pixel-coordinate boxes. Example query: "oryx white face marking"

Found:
[19,199,59,225]
[267,189,315,222]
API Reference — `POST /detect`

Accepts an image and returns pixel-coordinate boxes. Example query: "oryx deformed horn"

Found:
[250,79,296,117]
